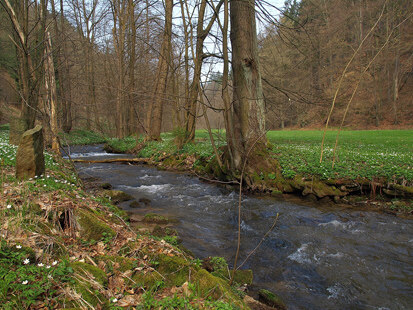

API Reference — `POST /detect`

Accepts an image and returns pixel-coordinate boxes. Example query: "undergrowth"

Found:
[0,126,242,309]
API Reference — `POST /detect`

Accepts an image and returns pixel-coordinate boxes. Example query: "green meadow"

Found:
[103,129,413,185]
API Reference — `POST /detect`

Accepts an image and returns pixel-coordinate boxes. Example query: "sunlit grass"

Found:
[102,129,413,185]
[267,130,412,183]
[59,129,106,145]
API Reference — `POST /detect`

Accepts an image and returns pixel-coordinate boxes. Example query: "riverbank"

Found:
[0,128,275,309]
[101,130,412,217]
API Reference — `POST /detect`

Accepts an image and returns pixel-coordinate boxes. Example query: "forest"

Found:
[0,0,412,309]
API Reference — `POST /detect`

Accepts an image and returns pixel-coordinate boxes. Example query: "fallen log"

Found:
[72,158,150,164]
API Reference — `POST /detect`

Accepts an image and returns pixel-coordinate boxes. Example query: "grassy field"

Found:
[104,129,412,186]
[267,130,412,184]
[3,126,411,185]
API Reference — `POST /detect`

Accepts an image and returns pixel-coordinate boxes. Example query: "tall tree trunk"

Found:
[146,0,173,141]
[3,0,43,135]
[127,0,136,135]
[221,0,236,168]
[179,0,190,131]
[44,30,61,153]
[59,0,73,132]
[229,0,267,171]
[112,0,128,138]
[183,0,224,143]
[392,48,399,124]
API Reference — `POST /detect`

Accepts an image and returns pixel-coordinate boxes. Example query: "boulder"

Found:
[129,200,141,208]
[16,125,45,180]
[139,197,151,205]
[258,289,286,310]
[102,190,133,204]
[143,213,169,224]
[100,182,112,190]
[244,295,278,310]
[152,225,178,237]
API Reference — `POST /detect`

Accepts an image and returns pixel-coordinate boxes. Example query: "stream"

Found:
[68,145,413,310]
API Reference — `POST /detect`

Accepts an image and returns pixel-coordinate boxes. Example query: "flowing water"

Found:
[68,145,413,310]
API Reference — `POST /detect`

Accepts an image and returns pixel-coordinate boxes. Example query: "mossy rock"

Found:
[129,200,141,208]
[233,269,253,285]
[143,213,169,224]
[388,184,413,198]
[102,190,134,204]
[70,262,108,308]
[213,269,253,285]
[139,197,151,205]
[131,271,163,289]
[152,225,178,237]
[192,269,244,307]
[76,208,115,241]
[96,255,135,273]
[296,177,344,199]
[100,183,112,190]
[271,190,283,197]
[258,289,286,310]
[155,254,192,286]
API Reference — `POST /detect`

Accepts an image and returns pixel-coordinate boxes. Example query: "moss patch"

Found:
[143,213,169,224]
[132,271,163,289]
[213,270,253,285]
[258,289,286,310]
[192,269,244,307]
[70,262,108,308]
[96,255,135,273]
[76,208,115,241]
[155,254,192,286]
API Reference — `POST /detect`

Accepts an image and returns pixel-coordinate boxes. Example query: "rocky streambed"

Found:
[68,145,413,310]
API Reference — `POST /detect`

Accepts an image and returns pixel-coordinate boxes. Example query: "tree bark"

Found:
[146,0,173,141]
[229,0,267,171]
[59,0,73,133]
[44,30,61,153]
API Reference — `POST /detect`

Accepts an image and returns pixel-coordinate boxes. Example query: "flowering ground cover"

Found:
[266,130,412,185]
[106,129,412,187]
[0,126,246,309]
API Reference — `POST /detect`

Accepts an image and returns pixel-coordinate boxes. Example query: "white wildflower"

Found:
[23,258,30,265]
[46,265,51,269]
[52,260,58,266]
[37,263,44,267]
[16,245,22,249]
[7,205,12,209]
[112,298,118,303]
[22,280,28,285]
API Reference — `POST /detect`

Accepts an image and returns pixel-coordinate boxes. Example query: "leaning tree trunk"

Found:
[228,0,267,171]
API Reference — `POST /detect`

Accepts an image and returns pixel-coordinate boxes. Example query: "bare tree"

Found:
[146,0,173,141]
